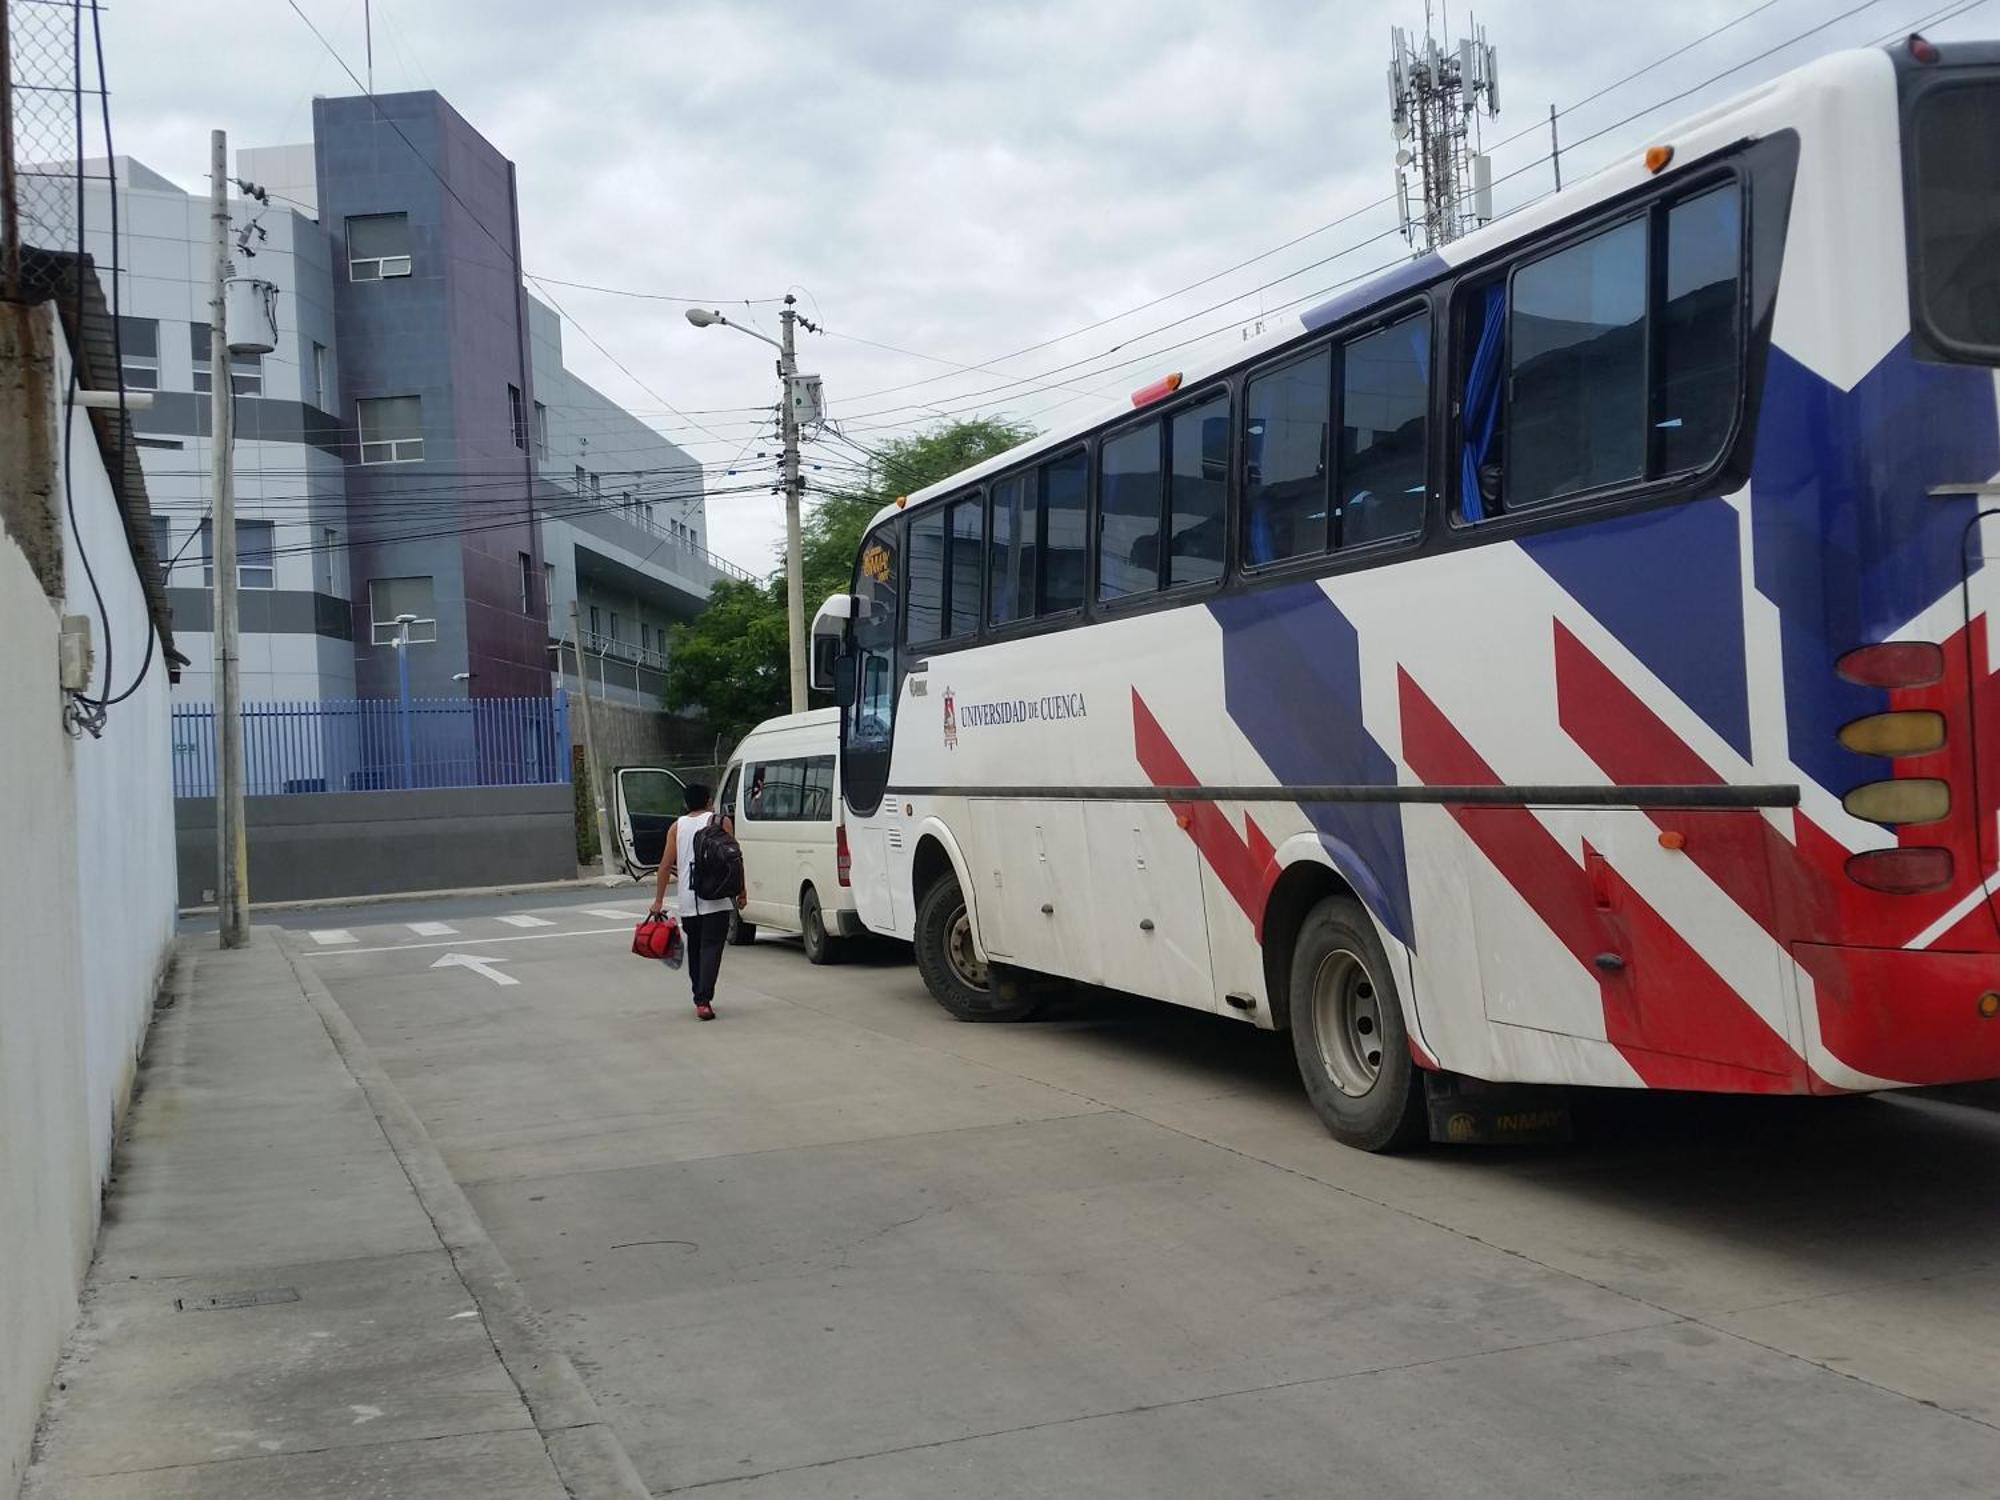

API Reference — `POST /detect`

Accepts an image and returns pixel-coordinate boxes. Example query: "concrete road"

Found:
[293,892,2000,1497]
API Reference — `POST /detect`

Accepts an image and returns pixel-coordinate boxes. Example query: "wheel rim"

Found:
[1310,948,1385,1097]
[804,900,822,950]
[944,901,987,991]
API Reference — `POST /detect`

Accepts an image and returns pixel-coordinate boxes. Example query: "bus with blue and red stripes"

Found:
[814,37,2000,1150]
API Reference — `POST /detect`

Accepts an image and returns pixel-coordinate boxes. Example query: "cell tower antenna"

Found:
[1388,9,1500,253]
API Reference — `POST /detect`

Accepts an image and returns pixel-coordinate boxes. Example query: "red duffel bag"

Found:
[632,912,682,966]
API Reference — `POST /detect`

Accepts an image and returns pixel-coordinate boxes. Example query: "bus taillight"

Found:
[1836,641,1944,688]
[836,820,852,887]
[1846,846,1954,893]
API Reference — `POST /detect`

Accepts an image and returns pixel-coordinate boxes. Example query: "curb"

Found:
[274,929,654,1500]
[180,873,638,918]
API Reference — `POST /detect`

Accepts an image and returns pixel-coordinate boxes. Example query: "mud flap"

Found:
[1425,1072,1573,1145]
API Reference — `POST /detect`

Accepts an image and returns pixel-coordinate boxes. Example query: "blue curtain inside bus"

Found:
[1460,283,1506,522]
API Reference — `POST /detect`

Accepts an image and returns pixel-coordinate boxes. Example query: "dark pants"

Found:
[682,910,730,1007]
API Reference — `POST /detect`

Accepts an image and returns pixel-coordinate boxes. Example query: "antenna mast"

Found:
[1388,9,1500,252]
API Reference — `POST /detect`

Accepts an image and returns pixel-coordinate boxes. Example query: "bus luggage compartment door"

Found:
[981,801,1095,983]
[1082,803,1216,1010]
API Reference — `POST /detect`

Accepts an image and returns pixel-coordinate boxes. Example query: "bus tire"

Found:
[727,909,757,946]
[1289,895,1427,1153]
[914,874,1030,1021]
[801,886,840,965]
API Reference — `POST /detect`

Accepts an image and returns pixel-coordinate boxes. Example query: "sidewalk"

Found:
[23,932,647,1500]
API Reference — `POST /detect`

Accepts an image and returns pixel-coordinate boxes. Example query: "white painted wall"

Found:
[0,307,179,1494]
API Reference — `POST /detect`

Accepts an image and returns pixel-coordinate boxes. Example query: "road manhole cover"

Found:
[175,1288,301,1311]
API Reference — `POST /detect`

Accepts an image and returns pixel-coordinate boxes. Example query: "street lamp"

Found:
[686,295,808,712]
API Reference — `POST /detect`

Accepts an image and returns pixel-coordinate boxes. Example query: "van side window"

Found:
[744,756,835,821]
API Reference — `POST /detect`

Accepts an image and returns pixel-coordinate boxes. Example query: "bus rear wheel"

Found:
[1289,895,1427,1152]
[914,874,1031,1021]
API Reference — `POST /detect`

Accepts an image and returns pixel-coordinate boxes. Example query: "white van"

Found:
[716,708,864,963]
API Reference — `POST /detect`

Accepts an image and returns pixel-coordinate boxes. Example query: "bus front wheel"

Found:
[914,875,1032,1021]
[1289,895,1427,1152]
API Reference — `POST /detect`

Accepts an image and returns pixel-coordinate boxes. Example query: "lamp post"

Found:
[686,297,808,712]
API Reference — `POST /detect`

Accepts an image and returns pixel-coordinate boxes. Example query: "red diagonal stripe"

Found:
[1133,690,1277,939]
[1398,667,1805,1093]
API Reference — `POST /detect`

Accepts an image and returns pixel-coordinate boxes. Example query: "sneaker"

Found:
[694,1003,715,1021]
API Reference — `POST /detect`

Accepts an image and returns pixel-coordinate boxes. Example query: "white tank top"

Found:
[673,810,734,918]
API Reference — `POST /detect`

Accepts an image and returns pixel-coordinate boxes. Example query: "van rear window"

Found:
[1910,82,2000,358]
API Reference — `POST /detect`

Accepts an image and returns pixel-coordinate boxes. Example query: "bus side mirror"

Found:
[831,654,857,708]
[810,592,854,694]
[811,633,843,694]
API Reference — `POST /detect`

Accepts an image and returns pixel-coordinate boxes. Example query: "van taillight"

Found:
[836,821,852,887]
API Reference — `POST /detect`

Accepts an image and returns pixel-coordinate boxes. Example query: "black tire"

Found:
[727,908,757,946]
[913,874,1032,1021]
[1288,895,1427,1152]
[801,886,841,965]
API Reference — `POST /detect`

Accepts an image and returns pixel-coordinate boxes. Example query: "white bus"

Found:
[813,40,2000,1150]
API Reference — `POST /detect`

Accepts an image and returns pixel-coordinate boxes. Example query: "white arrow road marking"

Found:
[430,952,519,986]
[496,914,554,928]
[308,929,356,946]
[407,921,457,937]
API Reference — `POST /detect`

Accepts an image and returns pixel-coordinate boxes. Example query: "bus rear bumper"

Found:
[1794,942,2000,1088]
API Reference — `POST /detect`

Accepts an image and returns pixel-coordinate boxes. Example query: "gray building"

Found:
[57,91,743,710]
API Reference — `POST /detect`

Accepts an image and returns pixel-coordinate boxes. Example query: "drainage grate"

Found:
[175,1288,300,1312]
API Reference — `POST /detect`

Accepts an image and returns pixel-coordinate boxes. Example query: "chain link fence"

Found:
[3,0,94,305]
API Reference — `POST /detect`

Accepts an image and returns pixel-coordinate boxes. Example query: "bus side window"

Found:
[1040,450,1089,615]
[1243,348,1331,566]
[1458,280,1506,521]
[1099,420,1163,601]
[988,474,1036,625]
[908,509,945,644]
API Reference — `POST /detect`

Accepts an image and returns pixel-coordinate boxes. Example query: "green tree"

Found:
[663,417,1034,746]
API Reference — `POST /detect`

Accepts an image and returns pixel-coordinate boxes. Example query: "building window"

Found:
[149,514,172,583]
[199,518,276,589]
[315,527,342,596]
[310,341,329,410]
[118,317,159,390]
[357,395,424,464]
[369,575,437,644]
[588,604,601,638]
[544,561,556,612]
[573,464,588,495]
[347,213,412,280]
[509,384,528,451]
[519,551,535,613]
[609,612,621,642]
[533,400,549,459]
[191,322,263,396]
[590,472,603,500]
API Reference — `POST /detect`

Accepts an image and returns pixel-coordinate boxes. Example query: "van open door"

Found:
[610,766,687,877]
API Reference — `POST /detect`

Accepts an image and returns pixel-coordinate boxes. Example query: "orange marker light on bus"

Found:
[1131,372,1183,408]
[1644,144,1675,174]
[1658,829,1686,851]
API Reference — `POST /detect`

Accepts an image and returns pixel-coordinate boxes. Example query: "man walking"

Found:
[648,782,744,1020]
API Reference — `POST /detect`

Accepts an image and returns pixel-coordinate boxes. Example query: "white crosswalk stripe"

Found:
[406,921,457,937]
[308,929,356,946]
[583,907,649,922]
[496,914,555,928]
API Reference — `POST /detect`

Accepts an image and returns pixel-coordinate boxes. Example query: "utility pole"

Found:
[568,600,617,882]
[210,129,249,947]
[778,294,806,714]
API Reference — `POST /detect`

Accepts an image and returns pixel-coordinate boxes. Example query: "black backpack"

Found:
[689,813,744,902]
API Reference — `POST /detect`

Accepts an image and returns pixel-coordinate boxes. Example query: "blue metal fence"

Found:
[171,693,573,797]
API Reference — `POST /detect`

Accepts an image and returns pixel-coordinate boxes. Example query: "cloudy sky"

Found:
[100,0,1987,572]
